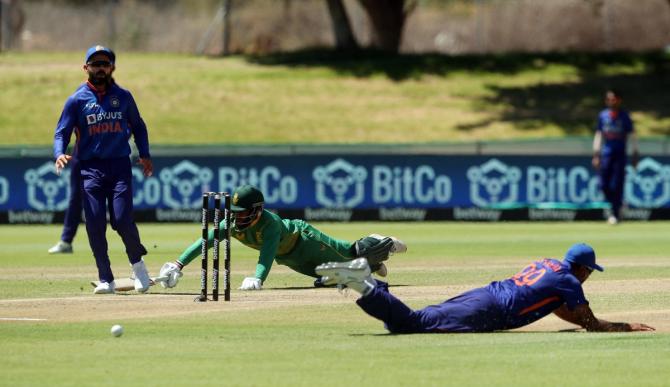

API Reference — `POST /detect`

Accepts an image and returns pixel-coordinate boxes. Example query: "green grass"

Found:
[0,222,669,386]
[1,51,668,146]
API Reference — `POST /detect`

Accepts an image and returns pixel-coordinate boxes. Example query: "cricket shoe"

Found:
[48,240,73,254]
[132,259,151,293]
[93,280,116,294]
[315,258,376,296]
[314,276,335,288]
[369,234,407,254]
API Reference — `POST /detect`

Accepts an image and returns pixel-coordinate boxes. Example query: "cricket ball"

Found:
[111,324,124,337]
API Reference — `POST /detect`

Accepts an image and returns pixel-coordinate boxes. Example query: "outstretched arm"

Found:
[553,304,654,332]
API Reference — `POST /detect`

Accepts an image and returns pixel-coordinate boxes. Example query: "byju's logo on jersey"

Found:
[159,160,214,209]
[23,162,70,210]
[313,158,367,208]
[86,114,97,124]
[626,157,670,208]
[467,158,521,207]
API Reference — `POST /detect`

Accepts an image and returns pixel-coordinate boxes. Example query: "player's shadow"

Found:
[348,328,585,336]
[275,284,411,291]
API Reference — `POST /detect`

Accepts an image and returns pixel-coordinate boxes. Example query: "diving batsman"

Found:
[159,185,407,290]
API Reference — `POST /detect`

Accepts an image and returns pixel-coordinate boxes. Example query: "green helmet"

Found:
[231,185,264,230]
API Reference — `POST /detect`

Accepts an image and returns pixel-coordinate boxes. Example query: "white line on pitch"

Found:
[0,317,48,321]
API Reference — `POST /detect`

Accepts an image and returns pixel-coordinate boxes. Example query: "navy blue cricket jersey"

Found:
[485,258,588,330]
[596,108,634,156]
[53,81,150,161]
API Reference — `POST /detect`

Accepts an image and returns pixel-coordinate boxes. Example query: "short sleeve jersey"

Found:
[485,259,588,330]
[596,108,634,156]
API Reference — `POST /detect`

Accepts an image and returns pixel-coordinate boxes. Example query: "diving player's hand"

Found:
[159,261,183,288]
[54,154,72,175]
[629,323,655,332]
[239,277,262,290]
[138,157,153,177]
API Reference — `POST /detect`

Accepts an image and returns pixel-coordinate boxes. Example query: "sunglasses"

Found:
[87,61,112,68]
[585,266,594,274]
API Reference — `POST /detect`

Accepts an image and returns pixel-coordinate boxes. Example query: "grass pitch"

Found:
[1,51,668,146]
[1,222,669,386]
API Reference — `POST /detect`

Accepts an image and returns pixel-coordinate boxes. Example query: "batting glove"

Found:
[239,277,262,290]
[159,262,183,288]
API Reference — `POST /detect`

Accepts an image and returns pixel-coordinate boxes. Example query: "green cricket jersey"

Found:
[178,210,355,282]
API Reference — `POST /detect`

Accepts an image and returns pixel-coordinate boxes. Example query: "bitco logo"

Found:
[467,159,521,207]
[158,160,214,209]
[23,162,70,210]
[626,157,670,208]
[313,158,367,208]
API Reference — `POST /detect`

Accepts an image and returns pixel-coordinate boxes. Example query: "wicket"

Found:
[195,192,231,302]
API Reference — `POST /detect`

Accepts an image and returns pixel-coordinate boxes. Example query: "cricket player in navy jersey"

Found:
[158,185,407,291]
[53,45,154,294]
[592,89,639,225]
[316,243,654,333]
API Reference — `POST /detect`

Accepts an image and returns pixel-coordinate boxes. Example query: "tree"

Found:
[357,0,417,52]
[326,0,358,50]
[325,0,417,53]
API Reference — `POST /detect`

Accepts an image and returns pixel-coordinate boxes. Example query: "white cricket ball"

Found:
[111,324,124,337]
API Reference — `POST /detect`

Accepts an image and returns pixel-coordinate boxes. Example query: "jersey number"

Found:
[512,263,546,287]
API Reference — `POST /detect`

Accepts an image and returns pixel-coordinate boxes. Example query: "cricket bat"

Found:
[90,276,170,292]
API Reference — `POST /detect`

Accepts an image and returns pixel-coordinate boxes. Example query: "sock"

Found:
[346,277,377,297]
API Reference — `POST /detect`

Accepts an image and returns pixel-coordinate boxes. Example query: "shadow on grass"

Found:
[475,72,670,135]
[246,49,670,136]
[246,48,669,81]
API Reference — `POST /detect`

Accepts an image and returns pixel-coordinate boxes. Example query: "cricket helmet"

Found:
[231,185,264,230]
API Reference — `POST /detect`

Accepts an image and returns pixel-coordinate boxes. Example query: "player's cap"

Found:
[85,45,115,64]
[230,185,264,213]
[563,243,604,272]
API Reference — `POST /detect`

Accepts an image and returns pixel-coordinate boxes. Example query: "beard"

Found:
[88,71,112,86]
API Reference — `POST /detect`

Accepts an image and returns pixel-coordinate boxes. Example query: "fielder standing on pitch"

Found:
[592,89,639,225]
[159,184,407,290]
[53,45,154,294]
[316,243,654,333]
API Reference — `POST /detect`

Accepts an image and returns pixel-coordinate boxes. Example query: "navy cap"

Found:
[85,45,115,64]
[563,243,604,272]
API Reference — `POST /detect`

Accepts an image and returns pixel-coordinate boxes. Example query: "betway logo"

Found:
[304,208,352,221]
[379,207,426,221]
[8,211,55,224]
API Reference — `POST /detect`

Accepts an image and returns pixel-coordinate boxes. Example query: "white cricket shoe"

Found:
[132,259,151,293]
[315,258,376,296]
[369,234,407,254]
[48,241,73,254]
[93,281,116,294]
